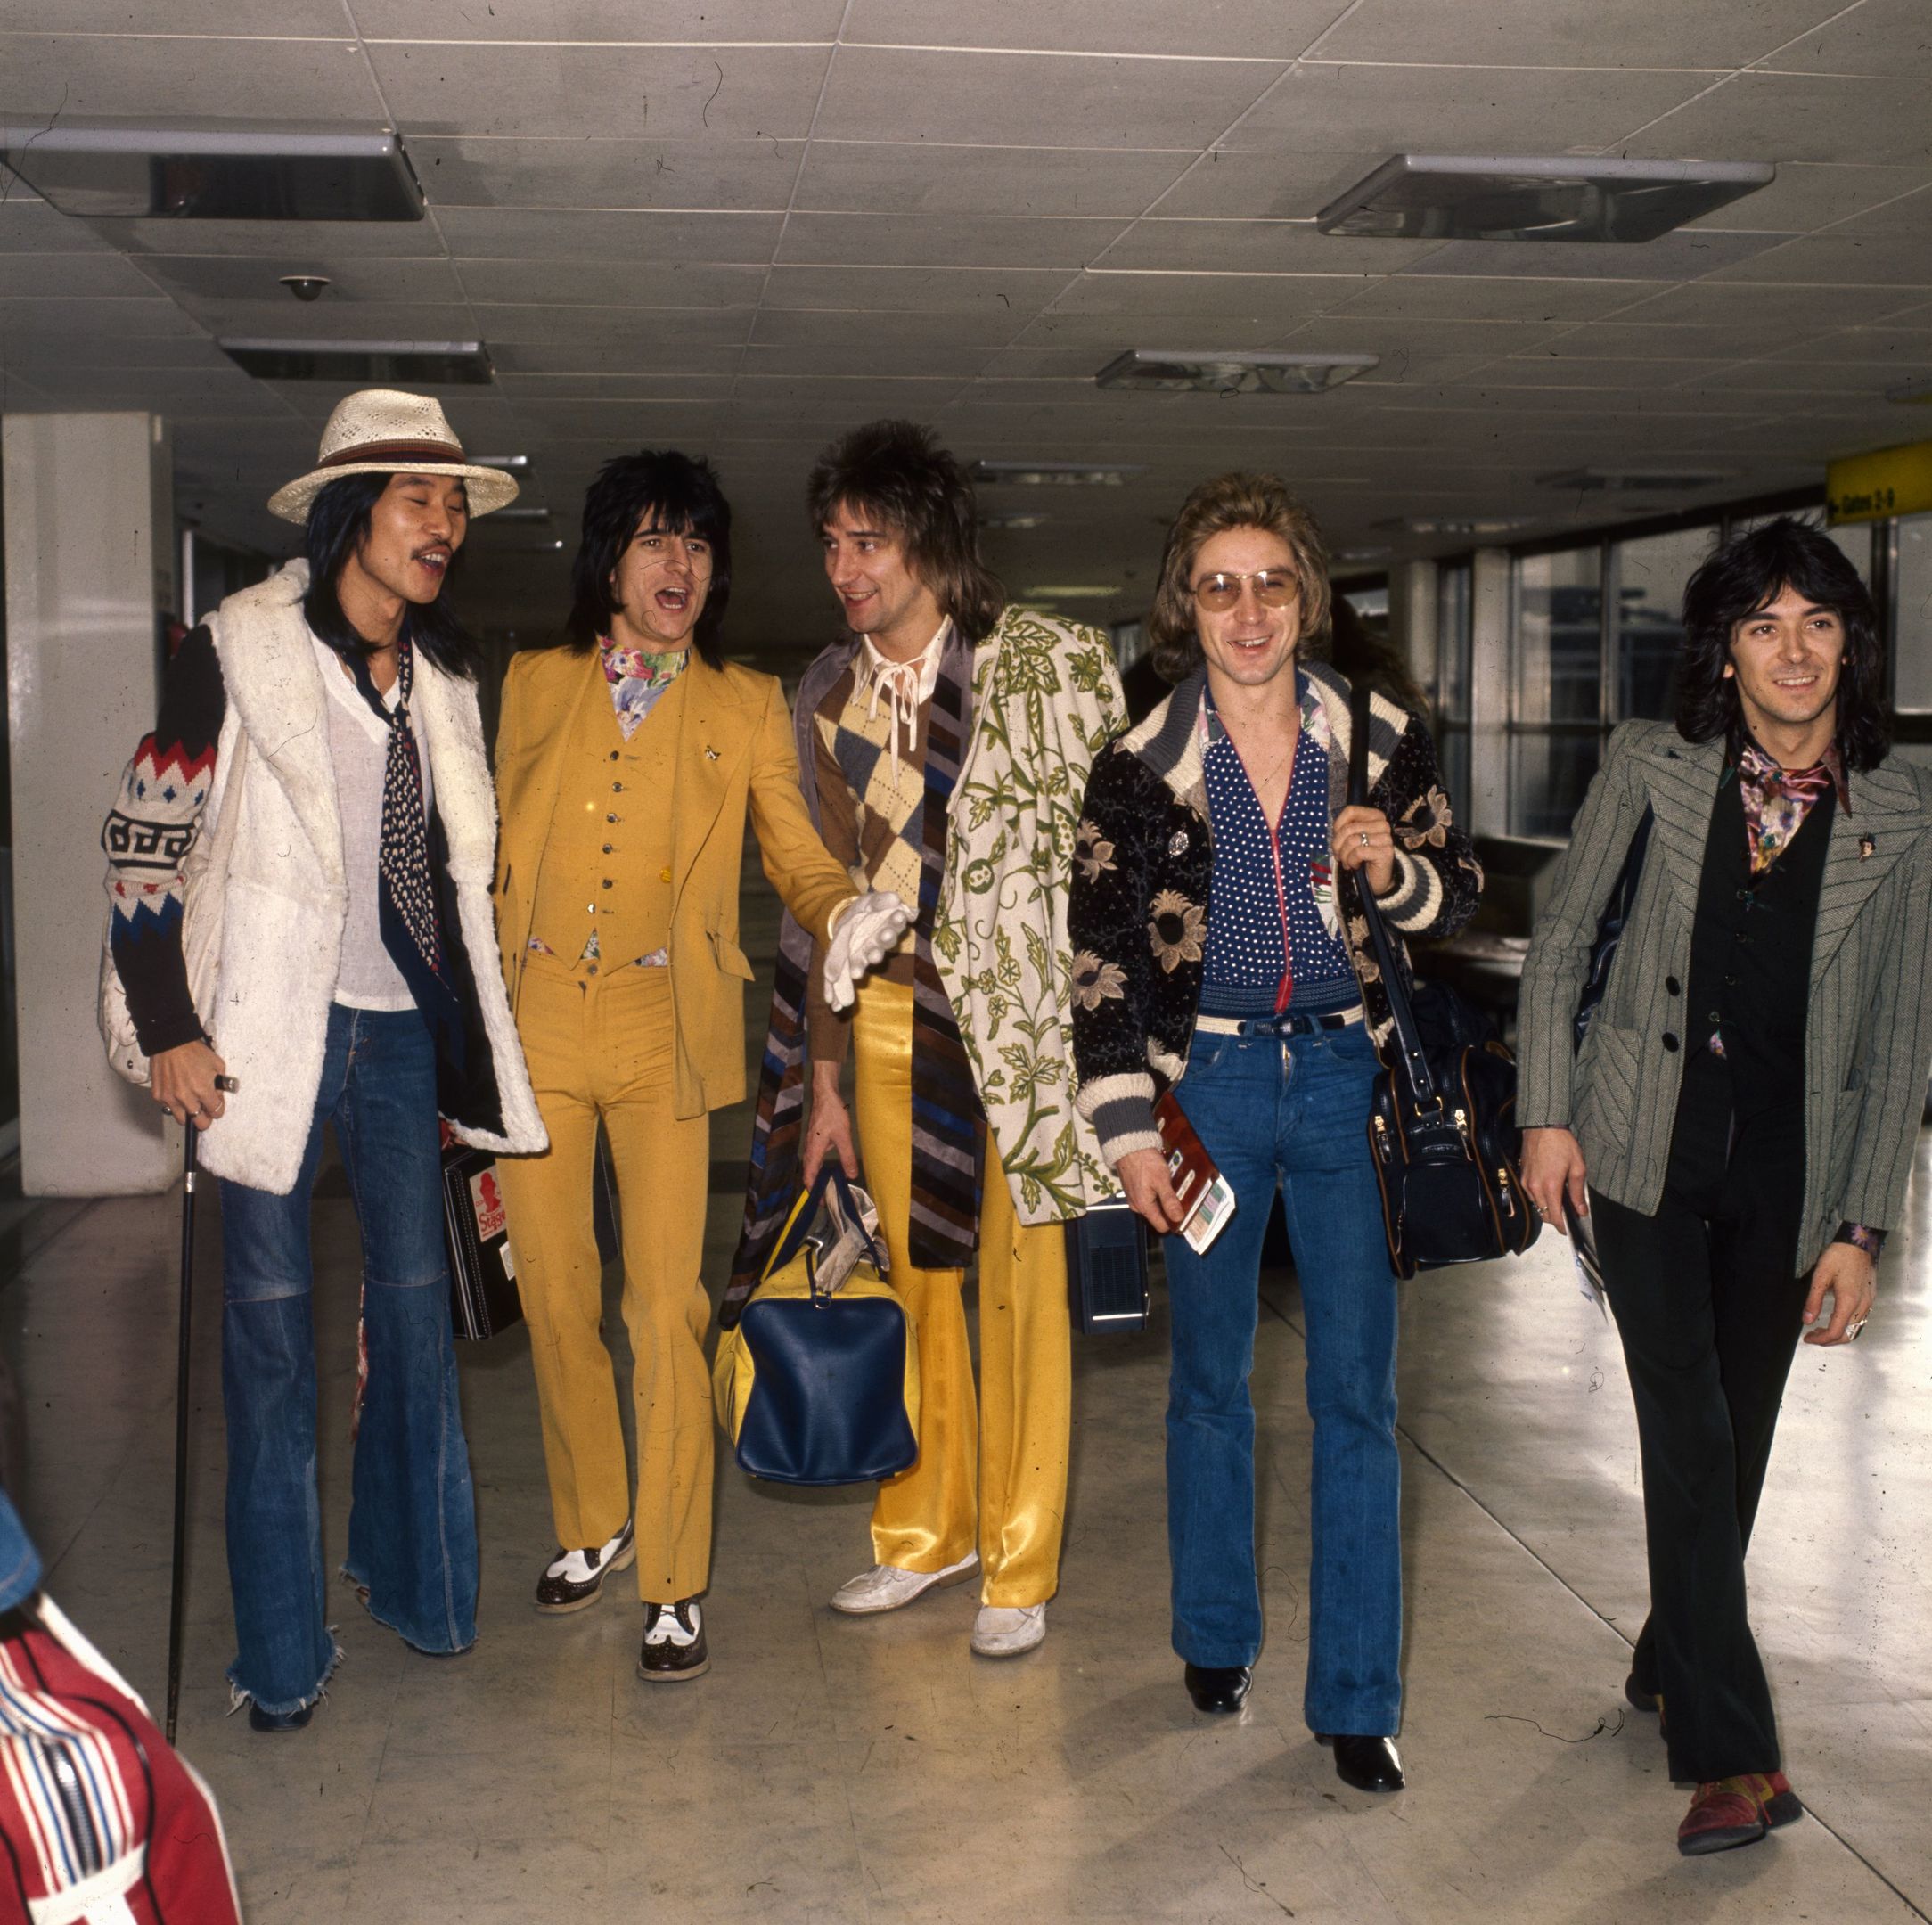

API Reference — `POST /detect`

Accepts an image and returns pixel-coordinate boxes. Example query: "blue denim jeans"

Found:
[1162,1020,1403,1737]
[218,1003,478,1714]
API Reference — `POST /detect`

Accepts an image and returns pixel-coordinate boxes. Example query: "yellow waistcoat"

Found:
[494,646,856,1119]
[527,668,682,969]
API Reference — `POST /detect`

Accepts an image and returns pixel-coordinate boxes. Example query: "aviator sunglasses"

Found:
[1191,569,1299,612]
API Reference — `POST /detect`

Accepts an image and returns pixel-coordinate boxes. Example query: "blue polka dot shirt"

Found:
[1200,676,1356,1018]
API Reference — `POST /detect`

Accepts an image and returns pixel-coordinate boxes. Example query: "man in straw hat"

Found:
[98,389,546,1732]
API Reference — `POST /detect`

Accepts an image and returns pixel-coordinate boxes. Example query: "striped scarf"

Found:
[724,634,984,1326]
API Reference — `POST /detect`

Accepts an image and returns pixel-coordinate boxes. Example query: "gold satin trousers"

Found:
[495,957,713,1603]
[851,976,1071,1608]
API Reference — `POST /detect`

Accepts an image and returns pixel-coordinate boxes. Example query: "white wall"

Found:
[4,411,180,1196]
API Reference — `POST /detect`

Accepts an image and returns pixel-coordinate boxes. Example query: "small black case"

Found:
[1064,1197,1150,1336]
[442,1142,523,1341]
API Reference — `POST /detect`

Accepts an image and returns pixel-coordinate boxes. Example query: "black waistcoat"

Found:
[1680,764,1834,1128]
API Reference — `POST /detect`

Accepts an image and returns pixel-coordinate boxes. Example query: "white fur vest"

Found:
[195,562,544,1194]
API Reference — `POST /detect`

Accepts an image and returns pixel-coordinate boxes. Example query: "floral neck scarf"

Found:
[601,639,688,741]
[1737,738,1848,877]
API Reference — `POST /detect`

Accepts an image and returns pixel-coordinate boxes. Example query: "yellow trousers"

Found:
[851,978,1071,1608]
[495,958,713,1603]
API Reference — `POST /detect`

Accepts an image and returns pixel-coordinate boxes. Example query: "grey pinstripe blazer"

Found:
[1518,720,1932,1273]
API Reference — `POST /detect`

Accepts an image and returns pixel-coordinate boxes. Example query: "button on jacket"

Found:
[493,645,857,1120]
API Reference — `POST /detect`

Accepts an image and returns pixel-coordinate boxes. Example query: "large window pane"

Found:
[1435,723,1470,830]
[1895,513,1932,714]
[1613,526,1714,723]
[1509,729,1601,839]
[1513,548,1602,726]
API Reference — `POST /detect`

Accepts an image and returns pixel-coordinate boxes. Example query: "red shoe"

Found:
[1678,1779,1769,1856]
[1749,1771,1803,1828]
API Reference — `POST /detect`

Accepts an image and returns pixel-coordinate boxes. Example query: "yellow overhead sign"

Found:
[1826,440,1932,525]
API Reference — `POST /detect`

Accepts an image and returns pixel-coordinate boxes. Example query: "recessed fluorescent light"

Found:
[0,117,425,221]
[980,512,1050,531]
[970,461,1145,487]
[1538,467,1738,492]
[1373,515,1535,537]
[1024,586,1118,599]
[1318,154,1775,243]
[1095,350,1378,395]
[469,455,530,471]
[219,338,493,384]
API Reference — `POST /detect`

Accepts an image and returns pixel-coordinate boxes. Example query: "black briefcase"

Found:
[1065,1197,1150,1335]
[441,1138,523,1340]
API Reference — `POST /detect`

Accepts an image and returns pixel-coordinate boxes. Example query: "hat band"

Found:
[317,438,467,471]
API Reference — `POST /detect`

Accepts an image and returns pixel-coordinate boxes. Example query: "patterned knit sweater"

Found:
[1068,661,1482,1167]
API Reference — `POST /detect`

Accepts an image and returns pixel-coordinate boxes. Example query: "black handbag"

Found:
[1348,684,1540,1279]
[441,1135,523,1340]
[1573,805,1654,1053]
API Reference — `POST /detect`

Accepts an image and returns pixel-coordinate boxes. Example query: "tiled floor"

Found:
[4,904,1928,1921]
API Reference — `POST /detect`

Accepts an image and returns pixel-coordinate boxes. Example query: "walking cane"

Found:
[166,1121,199,1747]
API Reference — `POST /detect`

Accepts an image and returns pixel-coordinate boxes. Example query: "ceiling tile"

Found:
[760,263,1069,314]
[0,30,385,119]
[1308,0,1829,69]
[1095,221,1437,274]
[0,295,203,339]
[1615,278,1928,331]
[458,258,765,307]
[5,367,292,414]
[135,256,466,308]
[0,251,168,299]
[1404,231,1784,282]
[1280,314,1574,357]
[0,192,117,255]
[491,339,747,373]
[841,0,1341,60]
[438,205,781,263]
[1702,232,1932,288]
[1224,60,1714,153]
[1045,271,1358,320]
[1684,162,1932,233]
[1759,321,1932,364]
[1148,150,1387,219]
[1533,317,1829,358]
[791,141,1187,217]
[1331,275,1663,324]
[479,304,753,347]
[1833,182,1932,240]
[812,47,1287,148]
[354,0,844,39]
[412,136,802,211]
[1623,70,1932,167]
[1476,355,1730,388]
[749,306,1027,348]
[87,216,451,259]
[184,298,479,338]
[497,365,747,393]
[368,41,832,140]
[740,340,994,379]
[1004,309,1302,350]
[778,212,1128,271]
[1764,0,1932,78]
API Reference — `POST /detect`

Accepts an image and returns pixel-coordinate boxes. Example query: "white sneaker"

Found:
[830,1552,979,1615]
[970,1603,1047,1658]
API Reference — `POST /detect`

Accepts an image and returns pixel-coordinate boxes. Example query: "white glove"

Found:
[821,891,914,1012]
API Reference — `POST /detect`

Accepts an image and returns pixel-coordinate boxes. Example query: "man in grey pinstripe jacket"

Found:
[1516,519,1932,1858]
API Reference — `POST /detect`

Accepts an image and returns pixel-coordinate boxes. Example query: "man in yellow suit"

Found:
[493,450,908,1682]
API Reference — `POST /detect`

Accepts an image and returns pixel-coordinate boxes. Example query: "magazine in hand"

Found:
[1153,1091,1237,1255]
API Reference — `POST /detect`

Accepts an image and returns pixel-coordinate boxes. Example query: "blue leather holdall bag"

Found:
[712,1166,921,1487]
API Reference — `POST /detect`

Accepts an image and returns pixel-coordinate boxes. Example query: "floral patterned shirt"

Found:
[1738,737,1847,877]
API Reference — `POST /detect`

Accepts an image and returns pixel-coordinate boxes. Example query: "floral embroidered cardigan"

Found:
[1067,661,1482,1168]
[933,606,1127,1219]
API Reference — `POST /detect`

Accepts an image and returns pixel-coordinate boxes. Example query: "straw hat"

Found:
[267,389,520,523]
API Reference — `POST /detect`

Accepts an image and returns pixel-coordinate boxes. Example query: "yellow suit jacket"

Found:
[494,646,856,1119]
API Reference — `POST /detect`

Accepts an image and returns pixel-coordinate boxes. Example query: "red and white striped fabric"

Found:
[0,1597,241,1924]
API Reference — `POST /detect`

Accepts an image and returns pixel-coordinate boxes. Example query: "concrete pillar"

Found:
[4,411,179,1196]
[1388,559,1437,700]
[1468,546,1512,840]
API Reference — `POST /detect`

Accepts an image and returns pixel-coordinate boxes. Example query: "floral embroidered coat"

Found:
[933,607,1127,1219]
[1067,661,1481,1169]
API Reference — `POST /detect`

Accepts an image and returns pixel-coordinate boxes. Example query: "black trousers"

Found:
[1590,1055,1809,1784]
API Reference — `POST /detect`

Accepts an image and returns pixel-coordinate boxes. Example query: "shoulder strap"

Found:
[1347,681,1437,1106]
